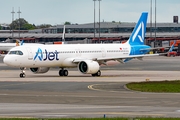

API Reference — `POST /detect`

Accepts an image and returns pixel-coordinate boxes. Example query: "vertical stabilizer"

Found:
[169,40,176,52]
[126,12,148,45]
[20,40,24,45]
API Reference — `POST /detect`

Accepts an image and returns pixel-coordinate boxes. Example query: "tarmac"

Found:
[0,56,180,118]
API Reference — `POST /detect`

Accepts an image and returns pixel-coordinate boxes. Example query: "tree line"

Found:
[9,18,52,30]
[9,18,72,30]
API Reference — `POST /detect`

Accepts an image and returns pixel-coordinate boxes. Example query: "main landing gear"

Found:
[19,67,26,78]
[59,68,68,76]
[91,70,101,77]
[59,69,101,77]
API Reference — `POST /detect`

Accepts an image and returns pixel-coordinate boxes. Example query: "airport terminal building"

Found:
[0,21,180,47]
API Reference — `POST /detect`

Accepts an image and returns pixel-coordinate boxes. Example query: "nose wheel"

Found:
[20,67,26,78]
[20,73,26,78]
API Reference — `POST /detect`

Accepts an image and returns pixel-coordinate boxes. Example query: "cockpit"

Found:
[8,50,23,55]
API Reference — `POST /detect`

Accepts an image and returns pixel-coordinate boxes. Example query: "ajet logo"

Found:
[132,21,144,43]
[34,48,59,61]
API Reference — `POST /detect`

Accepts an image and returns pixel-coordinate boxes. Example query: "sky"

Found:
[1,0,180,25]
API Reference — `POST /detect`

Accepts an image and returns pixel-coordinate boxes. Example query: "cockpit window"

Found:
[9,50,23,55]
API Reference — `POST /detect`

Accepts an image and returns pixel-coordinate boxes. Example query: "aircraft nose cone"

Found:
[3,55,7,64]
[3,55,12,66]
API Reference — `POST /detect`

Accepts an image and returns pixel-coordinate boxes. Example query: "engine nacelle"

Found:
[78,60,99,74]
[30,67,50,74]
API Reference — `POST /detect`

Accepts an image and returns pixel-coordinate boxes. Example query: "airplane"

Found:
[0,40,21,52]
[0,39,43,52]
[3,12,164,78]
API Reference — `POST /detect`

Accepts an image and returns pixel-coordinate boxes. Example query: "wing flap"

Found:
[96,53,160,61]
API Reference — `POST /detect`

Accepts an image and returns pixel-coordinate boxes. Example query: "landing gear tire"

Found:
[59,69,68,76]
[96,70,101,76]
[59,70,64,76]
[91,70,101,77]
[20,73,26,78]
[63,70,68,76]
[19,67,26,78]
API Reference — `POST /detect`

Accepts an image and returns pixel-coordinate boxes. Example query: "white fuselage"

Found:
[3,43,131,68]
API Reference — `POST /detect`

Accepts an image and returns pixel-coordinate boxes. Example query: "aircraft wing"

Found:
[96,53,161,61]
[72,53,161,64]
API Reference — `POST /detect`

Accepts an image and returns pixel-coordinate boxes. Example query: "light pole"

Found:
[93,0,96,39]
[17,7,21,39]
[155,0,157,47]
[98,0,101,43]
[150,0,152,40]
[11,7,15,39]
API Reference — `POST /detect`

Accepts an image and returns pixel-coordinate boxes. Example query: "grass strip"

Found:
[1,118,180,120]
[126,80,180,92]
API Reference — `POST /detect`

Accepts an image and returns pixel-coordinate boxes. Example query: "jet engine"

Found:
[30,67,50,74]
[78,60,99,74]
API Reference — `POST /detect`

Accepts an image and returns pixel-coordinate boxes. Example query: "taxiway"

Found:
[0,56,180,118]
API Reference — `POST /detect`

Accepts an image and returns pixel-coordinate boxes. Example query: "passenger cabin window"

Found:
[9,50,23,55]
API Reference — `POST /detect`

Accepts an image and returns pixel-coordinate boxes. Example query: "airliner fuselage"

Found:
[4,44,149,67]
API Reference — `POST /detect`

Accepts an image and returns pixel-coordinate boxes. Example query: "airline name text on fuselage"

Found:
[43,49,59,61]
[34,48,59,61]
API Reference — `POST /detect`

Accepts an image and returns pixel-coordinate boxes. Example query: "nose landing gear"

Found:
[20,67,26,78]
